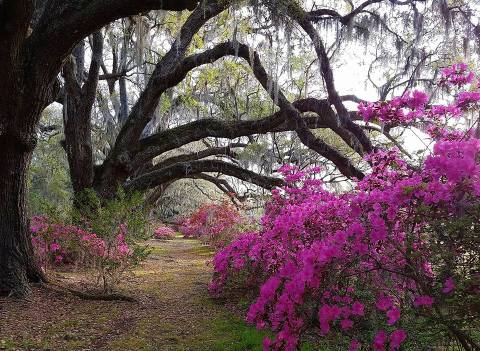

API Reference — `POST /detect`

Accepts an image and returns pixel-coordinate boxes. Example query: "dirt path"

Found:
[0,238,267,351]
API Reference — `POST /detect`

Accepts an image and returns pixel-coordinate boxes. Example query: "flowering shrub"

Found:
[440,62,475,87]
[31,189,151,293]
[211,63,480,351]
[154,225,177,240]
[31,215,106,267]
[358,89,428,124]
[31,216,148,292]
[179,202,255,248]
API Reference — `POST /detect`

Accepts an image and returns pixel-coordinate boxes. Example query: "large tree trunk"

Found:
[0,1,47,296]
[0,138,44,297]
[0,0,204,298]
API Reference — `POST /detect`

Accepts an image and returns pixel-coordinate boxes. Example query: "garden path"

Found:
[0,238,266,351]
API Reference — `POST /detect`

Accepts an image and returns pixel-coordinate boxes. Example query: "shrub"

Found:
[31,189,151,293]
[179,202,256,248]
[154,225,177,240]
[211,63,480,351]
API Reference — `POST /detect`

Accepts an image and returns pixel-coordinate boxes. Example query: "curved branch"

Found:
[308,0,383,25]
[28,0,202,83]
[292,4,373,155]
[362,124,412,159]
[143,144,246,175]
[93,2,227,196]
[188,173,244,205]
[131,40,365,179]
[100,32,367,194]
[103,2,226,154]
[229,42,365,179]
[125,160,284,192]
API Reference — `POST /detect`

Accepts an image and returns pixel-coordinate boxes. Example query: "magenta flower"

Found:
[442,277,455,294]
[373,330,387,351]
[340,319,354,330]
[351,301,365,316]
[390,329,407,351]
[413,295,434,308]
[376,296,393,311]
[49,242,60,252]
[386,307,400,325]
[349,339,361,351]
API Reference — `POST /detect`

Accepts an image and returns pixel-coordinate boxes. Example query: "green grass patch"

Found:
[149,246,168,255]
[185,245,214,256]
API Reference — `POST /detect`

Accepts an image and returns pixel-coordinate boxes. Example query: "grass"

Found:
[105,309,318,351]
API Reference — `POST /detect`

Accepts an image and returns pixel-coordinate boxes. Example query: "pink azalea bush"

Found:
[179,202,255,248]
[31,190,151,292]
[31,215,107,267]
[154,225,177,240]
[210,63,480,350]
[31,216,147,292]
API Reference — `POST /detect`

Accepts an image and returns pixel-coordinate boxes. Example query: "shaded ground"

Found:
[0,238,272,351]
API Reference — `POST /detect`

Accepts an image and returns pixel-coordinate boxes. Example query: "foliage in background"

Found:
[28,107,72,218]
[153,178,228,222]
[179,202,257,248]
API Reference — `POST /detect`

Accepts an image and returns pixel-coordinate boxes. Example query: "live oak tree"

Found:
[1,0,478,297]
[57,0,480,211]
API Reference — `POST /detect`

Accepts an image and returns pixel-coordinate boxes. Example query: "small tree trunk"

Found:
[0,141,44,297]
[63,96,95,196]
[62,32,103,201]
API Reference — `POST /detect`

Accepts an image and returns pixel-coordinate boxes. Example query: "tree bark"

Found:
[0,1,47,296]
[0,139,44,297]
[125,159,284,193]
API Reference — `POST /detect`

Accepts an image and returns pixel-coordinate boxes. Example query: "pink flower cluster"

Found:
[440,62,475,87]
[372,329,407,351]
[154,225,176,240]
[359,62,478,128]
[31,216,132,267]
[358,90,428,124]
[210,69,480,349]
[455,91,480,110]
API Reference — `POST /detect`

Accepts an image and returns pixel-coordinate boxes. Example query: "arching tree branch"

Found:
[127,40,365,179]
[291,4,374,155]
[142,144,247,175]
[230,42,366,179]
[125,160,284,193]
[308,0,383,25]
[135,98,334,165]
[189,173,242,200]
[93,2,227,194]
[28,0,202,84]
